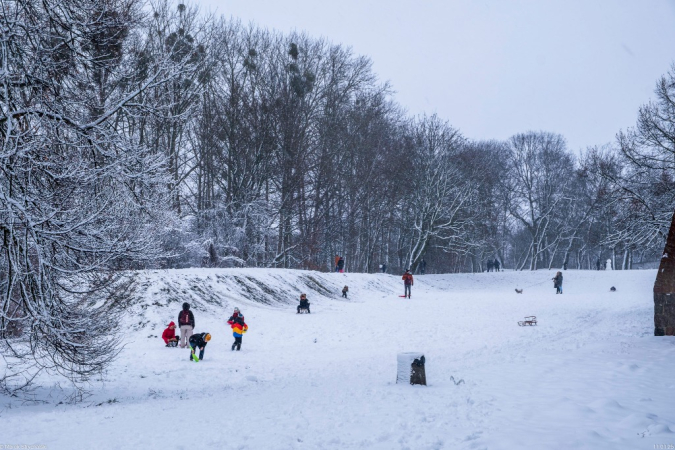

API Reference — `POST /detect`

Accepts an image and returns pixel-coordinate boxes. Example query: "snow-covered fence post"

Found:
[397,352,426,385]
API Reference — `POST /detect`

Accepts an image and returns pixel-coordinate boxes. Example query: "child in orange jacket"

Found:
[227,308,248,351]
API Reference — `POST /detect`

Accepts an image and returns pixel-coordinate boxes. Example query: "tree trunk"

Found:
[654,210,675,336]
[396,352,426,386]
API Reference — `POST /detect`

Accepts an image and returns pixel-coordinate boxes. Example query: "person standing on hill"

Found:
[227,308,248,351]
[487,260,493,272]
[342,285,349,298]
[552,271,563,294]
[402,269,414,299]
[337,257,345,273]
[334,255,340,272]
[494,259,500,272]
[178,302,195,348]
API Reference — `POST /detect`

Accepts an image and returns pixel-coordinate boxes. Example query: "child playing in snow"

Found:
[162,321,179,347]
[188,332,211,362]
[297,294,310,313]
[342,286,348,298]
[227,308,248,351]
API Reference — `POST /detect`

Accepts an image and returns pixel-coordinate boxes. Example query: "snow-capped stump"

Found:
[397,352,426,386]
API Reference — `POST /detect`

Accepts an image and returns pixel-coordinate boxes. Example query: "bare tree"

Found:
[402,116,471,271]
[504,131,574,270]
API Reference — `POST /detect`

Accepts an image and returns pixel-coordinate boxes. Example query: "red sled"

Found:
[399,295,407,298]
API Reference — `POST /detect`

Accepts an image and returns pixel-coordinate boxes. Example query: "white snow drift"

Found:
[1,268,674,450]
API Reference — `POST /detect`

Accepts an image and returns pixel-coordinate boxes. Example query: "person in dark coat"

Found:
[381,263,387,274]
[420,259,427,275]
[552,271,563,294]
[177,302,195,348]
[494,259,500,272]
[487,260,494,272]
[596,259,601,271]
[297,293,310,313]
[188,332,211,362]
[342,286,348,298]
[337,257,345,273]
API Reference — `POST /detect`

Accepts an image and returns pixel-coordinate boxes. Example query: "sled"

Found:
[189,346,200,362]
[518,316,537,326]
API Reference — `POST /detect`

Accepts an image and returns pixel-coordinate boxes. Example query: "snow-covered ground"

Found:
[2,268,674,450]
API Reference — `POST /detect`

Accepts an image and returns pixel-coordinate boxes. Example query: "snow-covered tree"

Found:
[0,0,189,394]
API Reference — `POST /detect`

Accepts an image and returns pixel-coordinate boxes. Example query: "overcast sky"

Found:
[197,0,675,152]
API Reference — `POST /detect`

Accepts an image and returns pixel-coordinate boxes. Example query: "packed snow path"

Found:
[2,269,674,449]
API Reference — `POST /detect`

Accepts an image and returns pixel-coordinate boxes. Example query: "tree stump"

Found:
[655,210,675,336]
[397,352,426,385]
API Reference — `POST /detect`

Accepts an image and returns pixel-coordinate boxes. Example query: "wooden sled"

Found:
[518,316,537,326]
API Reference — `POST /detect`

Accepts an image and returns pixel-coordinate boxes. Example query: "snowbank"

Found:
[2,268,674,450]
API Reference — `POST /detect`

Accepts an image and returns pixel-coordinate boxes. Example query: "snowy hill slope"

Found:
[3,268,675,450]
[129,268,398,334]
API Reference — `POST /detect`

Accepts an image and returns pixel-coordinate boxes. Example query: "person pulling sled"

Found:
[402,269,413,298]
[297,294,310,313]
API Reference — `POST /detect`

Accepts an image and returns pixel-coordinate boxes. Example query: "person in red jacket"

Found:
[162,321,179,347]
[402,269,414,299]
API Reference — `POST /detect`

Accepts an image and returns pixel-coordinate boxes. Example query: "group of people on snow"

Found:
[162,263,566,359]
[486,259,501,272]
[161,302,248,362]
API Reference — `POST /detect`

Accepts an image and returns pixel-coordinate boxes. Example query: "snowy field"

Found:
[2,268,674,450]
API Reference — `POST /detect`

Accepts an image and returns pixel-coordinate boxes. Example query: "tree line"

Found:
[134,2,671,275]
